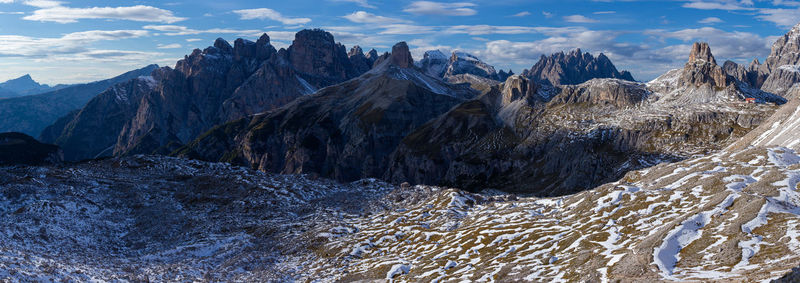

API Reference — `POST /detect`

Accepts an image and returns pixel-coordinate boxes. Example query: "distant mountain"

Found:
[177,42,477,182]
[522,49,635,86]
[0,74,68,98]
[0,65,157,137]
[419,50,500,81]
[47,29,372,161]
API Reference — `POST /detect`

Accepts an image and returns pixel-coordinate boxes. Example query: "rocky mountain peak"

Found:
[678,42,732,88]
[687,42,716,65]
[348,45,364,58]
[523,48,634,86]
[444,51,499,80]
[213,38,233,53]
[749,58,761,70]
[288,29,356,82]
[366,49,379,60]
[418,50,449,77]
[348,45,375,74]
[233,36,276,61]
[761,22,800,74]
[389,42,413,68]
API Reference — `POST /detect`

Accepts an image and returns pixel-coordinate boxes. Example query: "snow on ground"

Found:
[2,146,800,282]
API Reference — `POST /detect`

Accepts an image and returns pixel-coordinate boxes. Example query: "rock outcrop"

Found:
[348,45,376,75]
[523,49,635,86]
[444,52,499,80]
[678,42,733,89]
[0,132,62,165]
[418,50,449,78]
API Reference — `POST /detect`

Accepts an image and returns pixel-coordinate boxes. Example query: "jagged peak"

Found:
[424,49,447,60]
[293,28,335,44]
[257,33,270,46]
[389,42,413,68]
[348,45,364,58]
[213,38,232,53]
[366,49,379,60]
[688,42,716,65]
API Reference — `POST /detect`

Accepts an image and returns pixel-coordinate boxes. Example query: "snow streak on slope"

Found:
[299,147,800,282]
[2,147,800,281]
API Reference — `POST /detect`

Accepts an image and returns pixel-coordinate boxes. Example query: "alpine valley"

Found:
[5,13,800,283]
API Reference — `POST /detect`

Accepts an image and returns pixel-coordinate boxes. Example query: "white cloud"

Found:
[23,5,186,23]
[644,27,772,62]
[444,25,539,35]
[757,8,800,27]
[563,15,599,23]
[330,0,376,9]
[342,11,407,24]
[682,1,754,10]
[186,38,202,42]
[157,43,182,49]
[542,11,553,18]
[233,8,311,25]
[378,24,435,35]
[403,1,477,16]
[593,11,616,14]
[143,25,265,37]
[511,11,531,17]
[0,29,152,60]
[699,17,724,24]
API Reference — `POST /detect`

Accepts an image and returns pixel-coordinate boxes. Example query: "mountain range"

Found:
[4,20,800,283]
[0,65,158,137]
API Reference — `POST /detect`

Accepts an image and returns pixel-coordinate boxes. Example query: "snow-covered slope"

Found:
[301,146,800,282]
[3,148,800,281]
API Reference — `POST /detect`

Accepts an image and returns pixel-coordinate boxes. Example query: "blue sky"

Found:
[0,0,799,85]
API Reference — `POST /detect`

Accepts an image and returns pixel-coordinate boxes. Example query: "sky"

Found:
[0,0,799,85]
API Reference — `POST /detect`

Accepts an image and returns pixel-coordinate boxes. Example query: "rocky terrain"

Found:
[0,65,157,136]
[2,140,800,281]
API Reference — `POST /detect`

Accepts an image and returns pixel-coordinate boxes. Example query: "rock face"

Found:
[47,30,368,161]
[348,45,376,75]
[678,42,732,88]
[0,132,62,165]
[761,23,800,74]
[762,65,800,95]
[418,50,449,78]
[523,49,635,86]
[178,41,477,183]
[444,52,499,80]
[722,59,768,88]
[758,23,800,95]
[288,29,358,86]
[0,65,157,137]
